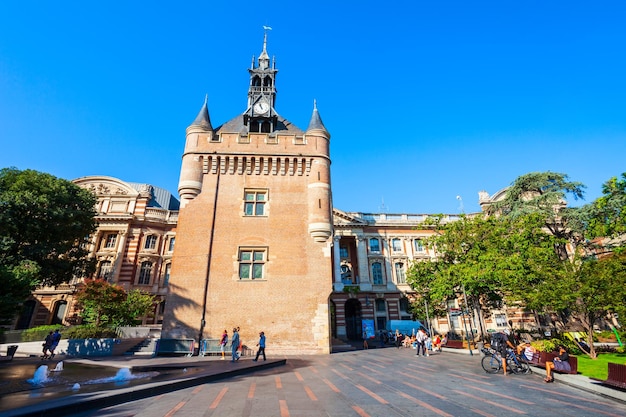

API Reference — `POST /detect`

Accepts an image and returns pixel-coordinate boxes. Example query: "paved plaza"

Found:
[2,347,626,417]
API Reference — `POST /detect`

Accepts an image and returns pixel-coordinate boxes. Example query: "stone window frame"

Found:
[370,259,385,285]
[104,233,117,249]
[138,261,153,285]
[238,247,268,280]
[243,189,268,217]
[368,238,380,253]
[144,235,158,250]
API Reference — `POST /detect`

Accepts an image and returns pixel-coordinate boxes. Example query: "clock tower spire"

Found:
[244,28,278,132]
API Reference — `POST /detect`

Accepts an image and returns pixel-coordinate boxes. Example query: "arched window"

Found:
[371,262,383,285]
[138,261,153,285]
[395,262,406,284]
[163,263,171,286]
[16,300,36,330]
[52,300,68,325]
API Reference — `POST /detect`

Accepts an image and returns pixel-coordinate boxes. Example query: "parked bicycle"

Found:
[481,347,531,374]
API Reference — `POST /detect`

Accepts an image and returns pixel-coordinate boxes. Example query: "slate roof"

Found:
[128,183,180,210]
[215,112,304,135]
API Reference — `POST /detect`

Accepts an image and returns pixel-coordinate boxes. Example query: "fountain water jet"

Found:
[51,361,64,372]
[27,365,50,385]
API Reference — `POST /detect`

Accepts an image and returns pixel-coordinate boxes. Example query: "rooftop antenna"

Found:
[379,197,388,213]
[456,195,464,213]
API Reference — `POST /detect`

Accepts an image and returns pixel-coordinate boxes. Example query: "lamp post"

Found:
[462,284,474,356]
[424,297,431,336]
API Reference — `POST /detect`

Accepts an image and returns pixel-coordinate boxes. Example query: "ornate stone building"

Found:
[14,176,178,329]
[160,33,333,354]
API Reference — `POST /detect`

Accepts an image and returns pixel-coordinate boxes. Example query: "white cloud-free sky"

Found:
[1,1,625,214]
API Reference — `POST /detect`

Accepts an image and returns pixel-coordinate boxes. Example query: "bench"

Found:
[155,338,195,357]
[443,340,464,349]
[0,345,18,362]
[530,351,578,374]
[602,363,626,390]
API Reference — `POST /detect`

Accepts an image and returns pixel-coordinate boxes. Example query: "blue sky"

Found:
[1,1,625,214]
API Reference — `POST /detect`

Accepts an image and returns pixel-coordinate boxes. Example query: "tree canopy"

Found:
[0,167,97,323]
[408,171,626,358]
[585,173,626,241]
[75,279,156,327]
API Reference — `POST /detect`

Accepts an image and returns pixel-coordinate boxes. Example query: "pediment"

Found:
[333,208,368,226]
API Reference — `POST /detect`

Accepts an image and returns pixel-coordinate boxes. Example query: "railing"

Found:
[349,212,462,225]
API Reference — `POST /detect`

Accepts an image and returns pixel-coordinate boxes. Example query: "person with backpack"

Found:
[220,329,228,360]
[490,328,516,375]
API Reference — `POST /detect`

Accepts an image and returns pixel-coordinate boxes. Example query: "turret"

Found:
[306,101,332,242]
[179,96,213,206]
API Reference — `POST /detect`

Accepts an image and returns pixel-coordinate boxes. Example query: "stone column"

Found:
[356,235,372,291]
[333,235,344,291]
[111,230,127,283]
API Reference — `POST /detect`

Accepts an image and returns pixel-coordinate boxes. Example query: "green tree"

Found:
[487,171,586,260]
[0,167,97,323]
[586,173,626,241]
[75,279,155,327]
[406,213,561,340]
[114,289,156,327]
[487,171,626,358]
[0,261,40,325]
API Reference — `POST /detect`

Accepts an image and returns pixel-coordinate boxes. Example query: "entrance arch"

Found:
[52,300,68,325]
[345,298,362,340]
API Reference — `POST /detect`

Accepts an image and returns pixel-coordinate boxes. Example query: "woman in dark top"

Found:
[545,345,571,382]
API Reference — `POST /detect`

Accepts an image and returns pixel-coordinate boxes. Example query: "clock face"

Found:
[254,100,270,114]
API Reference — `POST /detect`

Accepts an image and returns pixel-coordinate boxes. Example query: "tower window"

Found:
[244,190,267,216]
[238,248,266,280]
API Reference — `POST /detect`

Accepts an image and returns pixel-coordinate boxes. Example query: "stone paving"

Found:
[1,346,625,417]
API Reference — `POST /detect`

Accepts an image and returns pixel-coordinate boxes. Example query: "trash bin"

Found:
[7,345,18,357]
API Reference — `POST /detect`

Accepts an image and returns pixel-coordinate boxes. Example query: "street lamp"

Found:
[461,284,474,356]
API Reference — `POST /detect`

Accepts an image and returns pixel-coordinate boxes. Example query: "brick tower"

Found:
[161,32,333,354]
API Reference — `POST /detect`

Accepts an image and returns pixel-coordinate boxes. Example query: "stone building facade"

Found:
[14,176,179,329]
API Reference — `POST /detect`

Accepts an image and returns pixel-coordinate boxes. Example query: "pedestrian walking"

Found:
[49,329,61,359]
[231,328,240,362]
[220,329,228,360]
[41,331,54,360]
[253,331,266,361]
[415,328,429,357]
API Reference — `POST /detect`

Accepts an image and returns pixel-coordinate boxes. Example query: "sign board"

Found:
[362,319,375,339]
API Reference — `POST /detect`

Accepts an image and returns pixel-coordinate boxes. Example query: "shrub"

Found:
[21,325,64,342]
[64,325,117,339]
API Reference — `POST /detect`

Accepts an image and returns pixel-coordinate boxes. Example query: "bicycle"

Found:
[481,347,531,374]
